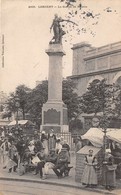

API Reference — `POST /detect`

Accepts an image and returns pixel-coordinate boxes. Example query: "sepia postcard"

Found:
[0,0,121,194]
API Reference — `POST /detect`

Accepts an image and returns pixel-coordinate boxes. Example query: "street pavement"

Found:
[0,180,105,195]
[0,152,121,195]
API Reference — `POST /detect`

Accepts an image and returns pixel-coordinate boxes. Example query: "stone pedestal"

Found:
[41,44,69,133]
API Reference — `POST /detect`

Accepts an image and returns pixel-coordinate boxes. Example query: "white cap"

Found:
[42,131,45,134]
[106,148,111,153]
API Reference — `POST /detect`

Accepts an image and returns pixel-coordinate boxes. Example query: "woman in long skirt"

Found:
[41,131,48,156]
[102,150,117,191]
[81,149,98,188]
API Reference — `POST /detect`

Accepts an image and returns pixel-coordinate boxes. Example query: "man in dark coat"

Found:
[53,148,69,178]
[43,148,58,179]
[33,148,46,179]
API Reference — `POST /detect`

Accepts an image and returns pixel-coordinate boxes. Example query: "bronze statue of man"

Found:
[50,14,65,44]
[50,14,78,44]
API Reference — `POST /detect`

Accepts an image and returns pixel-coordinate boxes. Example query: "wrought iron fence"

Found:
[55,132,81,151]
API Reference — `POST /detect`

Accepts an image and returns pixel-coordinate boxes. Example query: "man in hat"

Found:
[53,147,69,178]
[43,148,58,179]
[62,140,70,164]
[16,136,26,163]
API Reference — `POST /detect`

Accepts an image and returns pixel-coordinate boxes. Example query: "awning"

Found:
[82,128,104,147]
[107,129,121,144]
[82,128,121,147]
[8,120,33,126]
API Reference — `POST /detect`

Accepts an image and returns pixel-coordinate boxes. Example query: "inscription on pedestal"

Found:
[44,108,60,125]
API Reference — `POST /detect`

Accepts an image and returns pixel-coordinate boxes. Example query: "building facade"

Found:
[69,41,121,131]
[69,41,121,96]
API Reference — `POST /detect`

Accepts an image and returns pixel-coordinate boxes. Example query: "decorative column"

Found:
[41,44,69,133]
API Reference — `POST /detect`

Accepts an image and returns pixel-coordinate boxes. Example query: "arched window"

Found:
[86,75,104,90]
[113,71,121,86]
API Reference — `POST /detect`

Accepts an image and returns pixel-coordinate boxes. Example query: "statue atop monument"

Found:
[50,14,65,44]
[50,14,78,44]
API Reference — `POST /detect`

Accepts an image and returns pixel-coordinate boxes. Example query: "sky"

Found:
[0,0,121,94]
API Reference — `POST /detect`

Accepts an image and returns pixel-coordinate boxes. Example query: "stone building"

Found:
[69,41,121,131]
[69,41,121,96]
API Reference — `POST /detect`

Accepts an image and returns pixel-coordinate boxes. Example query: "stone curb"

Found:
[0,176,116,195]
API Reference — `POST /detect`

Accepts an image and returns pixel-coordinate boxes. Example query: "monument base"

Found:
[40,101,69,133]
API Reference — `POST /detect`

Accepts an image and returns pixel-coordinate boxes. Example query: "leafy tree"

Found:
[27,80,48,127]
[2,92,17,120]
[80,79,121,129]
[5,85,31,120]
[2,111,12,120]
[69,118,83,133]
[5,79,82,130]
[62,79,81,121]
[15,85,32,119]
[28,79,81,128]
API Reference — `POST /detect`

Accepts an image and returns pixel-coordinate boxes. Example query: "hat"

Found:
[106,148,111,153]
[29,141,34,145]
[42,131,45,134]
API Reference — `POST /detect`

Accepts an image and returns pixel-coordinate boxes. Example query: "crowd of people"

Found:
[0,128,73,180]
[0,126,121,191]
[81,141,121,191]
